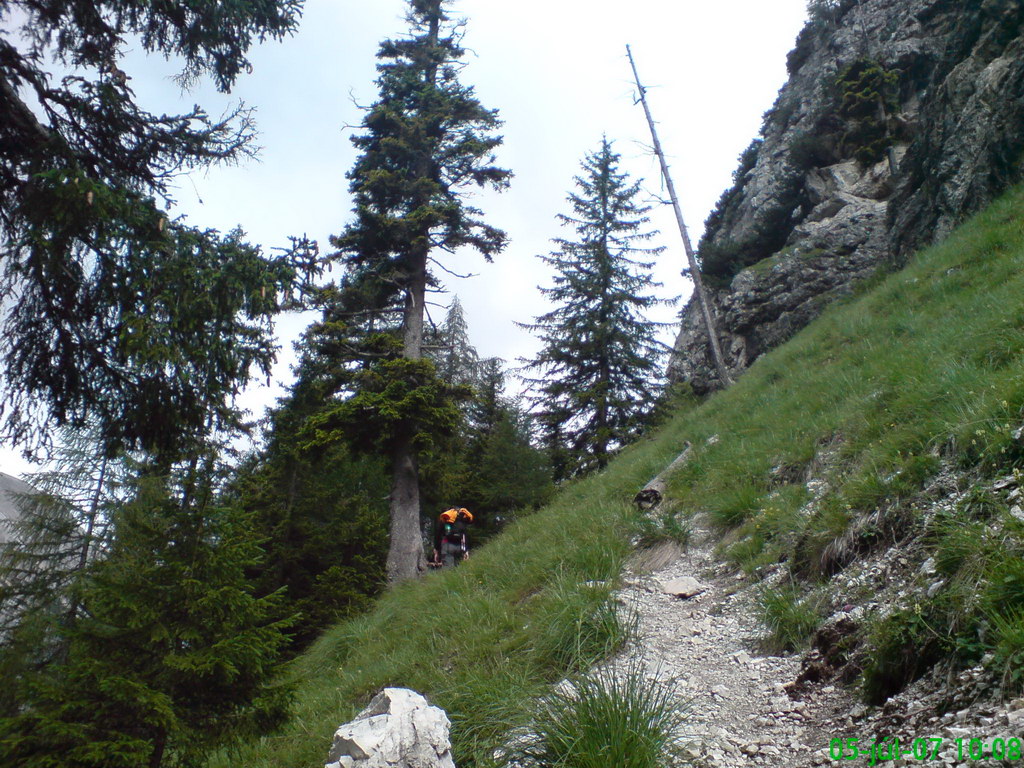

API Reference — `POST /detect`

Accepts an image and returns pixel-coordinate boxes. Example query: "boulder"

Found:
[660,576,707,599]
[325,688,456,768]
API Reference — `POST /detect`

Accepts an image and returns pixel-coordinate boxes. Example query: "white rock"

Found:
[325,688,456,768]
[660,576,707,599]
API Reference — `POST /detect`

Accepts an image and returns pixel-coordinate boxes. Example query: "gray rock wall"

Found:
[0,472,35,545]
[669,0,1024,393]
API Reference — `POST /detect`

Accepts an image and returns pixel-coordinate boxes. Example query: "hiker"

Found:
[432,508,473,568]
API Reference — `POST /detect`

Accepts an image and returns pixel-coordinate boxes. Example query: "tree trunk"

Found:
[633,442,692,510]
[149,730,167,768]
[626,46,733,388]
[386,430,425,582]
[385,3,440,584]
[386,258,430,584]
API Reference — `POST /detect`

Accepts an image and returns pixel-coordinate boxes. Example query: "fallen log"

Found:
[633,441,692,511]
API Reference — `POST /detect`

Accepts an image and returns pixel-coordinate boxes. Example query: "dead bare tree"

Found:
[626,45,734,388]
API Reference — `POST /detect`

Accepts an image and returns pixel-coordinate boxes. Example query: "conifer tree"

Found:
[0,461,292,768]
[521,139,671,478]
[428,298,480,389]
[0,0,312,460]
[230,385,390,649]
[327,0,510,582]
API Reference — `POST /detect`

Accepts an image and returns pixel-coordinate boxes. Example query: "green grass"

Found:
[503,664,689,768]
[224,186,1024,766]
[758,584,827,653]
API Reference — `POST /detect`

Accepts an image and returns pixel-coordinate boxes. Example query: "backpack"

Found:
[442,519,466,545]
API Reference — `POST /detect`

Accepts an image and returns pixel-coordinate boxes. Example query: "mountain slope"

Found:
[670,0,1024,392]
[222,185,1024,767]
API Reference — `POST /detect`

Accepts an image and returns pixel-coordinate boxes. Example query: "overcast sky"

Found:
[1,0,809,478]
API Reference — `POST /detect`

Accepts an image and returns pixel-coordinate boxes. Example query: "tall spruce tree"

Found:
[0,453,292,768]
[522,139,671,478]
[0,0,312,460]
[328,0,510,582]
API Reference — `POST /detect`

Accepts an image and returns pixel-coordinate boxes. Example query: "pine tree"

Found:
[327,0,510,582]
[521,139,672,478]
[0,0,313,460]
[0,463,292,768]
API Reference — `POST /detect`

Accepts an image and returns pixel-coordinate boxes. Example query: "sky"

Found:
[0,0,810,478]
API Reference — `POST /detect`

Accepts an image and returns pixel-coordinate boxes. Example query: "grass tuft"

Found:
[758,584,825,653]
[504,664,690,768]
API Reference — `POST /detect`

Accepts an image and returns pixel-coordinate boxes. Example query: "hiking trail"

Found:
[612,516,852,767]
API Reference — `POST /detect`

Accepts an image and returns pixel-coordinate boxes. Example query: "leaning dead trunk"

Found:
[633,441,692,510]
[626,45,733,388]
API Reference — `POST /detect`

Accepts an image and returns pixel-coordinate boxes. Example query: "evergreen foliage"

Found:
[521,139,671,478]
[237,298,548,644]
[0,0,313,460]
[420,354,553,533]
[322,0,510,581]
[427,298,479,389]
[835,59,899,166]
[229,388,390,650]
[0,455,292,768]
[0,429,131,643]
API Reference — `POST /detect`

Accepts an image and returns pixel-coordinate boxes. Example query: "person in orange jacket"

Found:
[432,508,473,567]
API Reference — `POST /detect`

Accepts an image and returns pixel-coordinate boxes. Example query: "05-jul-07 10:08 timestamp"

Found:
[829,736,1023,764]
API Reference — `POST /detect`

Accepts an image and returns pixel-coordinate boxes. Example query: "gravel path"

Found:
[611,519,853,767]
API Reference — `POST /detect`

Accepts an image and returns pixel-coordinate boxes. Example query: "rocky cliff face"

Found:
[670,0,1024,393]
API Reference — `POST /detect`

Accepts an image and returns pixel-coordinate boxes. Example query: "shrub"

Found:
[989,609,1024,693]
[699,171,809,286]
[700,139,762,251]
[836,60,899,166]
[862,602,948,705]
[790,131,838,172]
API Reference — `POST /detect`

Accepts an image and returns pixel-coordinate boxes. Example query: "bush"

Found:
[699,171,808,286]
[836,60,899,166]
[989,609,1024,693]
[790,131,837,172]
[506,664,689,768]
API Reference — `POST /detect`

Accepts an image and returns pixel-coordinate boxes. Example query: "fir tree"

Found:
[521,139,672,478]
[0,0,313,460]
[0,461,292,768]
[326,0,510,582]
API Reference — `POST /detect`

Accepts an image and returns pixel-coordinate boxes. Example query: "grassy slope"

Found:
[224,186,1024,768]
